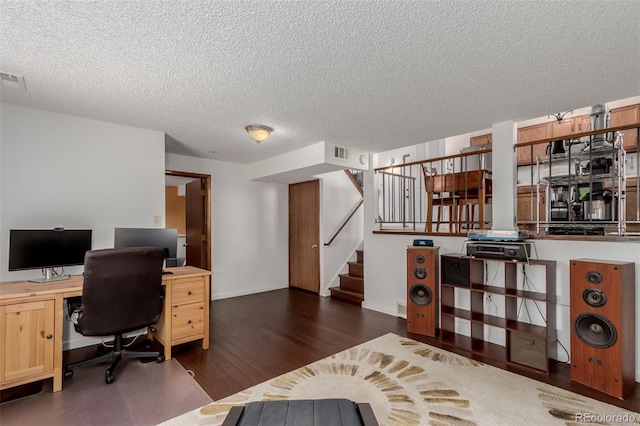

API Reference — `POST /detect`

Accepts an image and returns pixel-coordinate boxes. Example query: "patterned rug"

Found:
[162,333,639,425]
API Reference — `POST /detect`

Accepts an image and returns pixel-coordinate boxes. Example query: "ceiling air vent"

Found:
[334,146,349,160]
[0,72,26,91]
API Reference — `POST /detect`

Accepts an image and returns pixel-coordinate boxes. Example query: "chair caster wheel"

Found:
[105,374,116,384]
[64,370,73,379]
[157,355,165,363]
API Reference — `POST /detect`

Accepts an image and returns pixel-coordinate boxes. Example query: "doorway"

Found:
[289,179,320,293]
[165,171,211,270]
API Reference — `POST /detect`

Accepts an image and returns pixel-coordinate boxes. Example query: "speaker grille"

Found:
[574,313,617,348]
[409,284,433,306]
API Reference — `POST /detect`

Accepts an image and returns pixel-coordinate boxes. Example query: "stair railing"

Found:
[324,170,364,246]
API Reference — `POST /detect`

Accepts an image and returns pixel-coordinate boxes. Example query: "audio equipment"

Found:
[441,255,470,288]
[466,242,531,261]
[407,246,439,337]
[413,239,434,247]
[570,259,635,399]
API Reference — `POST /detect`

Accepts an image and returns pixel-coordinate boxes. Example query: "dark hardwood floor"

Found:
[173,287,640,413]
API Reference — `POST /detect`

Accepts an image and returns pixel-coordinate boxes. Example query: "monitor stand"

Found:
[29,268,71,283]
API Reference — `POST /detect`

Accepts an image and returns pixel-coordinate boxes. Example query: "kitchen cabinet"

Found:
[440,254,556,374]
[0,298,56,389]
[609,104,639,153]
[516,185,545,232]
[470,134,492,147]
[550,115,590,138]
[517,122,550,165]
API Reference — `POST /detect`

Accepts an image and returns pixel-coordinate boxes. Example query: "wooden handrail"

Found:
[324,198,364,246]
[345,169,364,196]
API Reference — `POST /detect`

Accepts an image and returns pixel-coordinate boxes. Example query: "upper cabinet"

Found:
[470,133,492,146]
[609,104,639,153]
[517,115,591,165]
[517,122,550,165]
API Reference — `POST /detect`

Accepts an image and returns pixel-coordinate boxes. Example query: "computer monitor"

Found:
[8,228,93,282]
[114,227,178,261]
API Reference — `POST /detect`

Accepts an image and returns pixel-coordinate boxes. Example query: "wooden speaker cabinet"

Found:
[570,259,636,399]
[406,246,439,337]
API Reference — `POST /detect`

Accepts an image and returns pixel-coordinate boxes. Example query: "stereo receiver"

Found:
[466,242,531,261]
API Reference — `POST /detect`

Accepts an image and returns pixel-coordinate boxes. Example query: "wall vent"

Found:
[0,72,26,91]
[334,146,349,160]
[396,302,407,319]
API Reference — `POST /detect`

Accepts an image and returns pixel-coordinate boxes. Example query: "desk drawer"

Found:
[171,302,205,340]
[171,278,205,306]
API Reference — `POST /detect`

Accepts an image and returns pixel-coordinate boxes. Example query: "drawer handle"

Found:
[187,291,192,295]
[46,334,53,339]
[187,320,192,324]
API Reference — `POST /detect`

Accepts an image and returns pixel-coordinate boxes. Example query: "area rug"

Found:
[162,333,639,425]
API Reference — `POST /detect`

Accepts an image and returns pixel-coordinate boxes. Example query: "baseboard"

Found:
[361,301,396,317]
[212,284,288,300]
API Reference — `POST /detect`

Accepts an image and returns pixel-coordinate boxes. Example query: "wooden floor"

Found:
[174,287,640,413]
[2,287,638,425]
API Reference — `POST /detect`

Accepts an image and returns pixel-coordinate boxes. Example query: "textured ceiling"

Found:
[1,1,639,164]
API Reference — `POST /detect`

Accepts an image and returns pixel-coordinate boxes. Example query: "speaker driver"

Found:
[414,267,427,279]
[574,313,617,348]
[416,255,425,264]
[586,271,603,284]
[582,288,607,307]
[409,284,432,306]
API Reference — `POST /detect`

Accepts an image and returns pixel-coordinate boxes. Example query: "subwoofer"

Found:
[407,246,439,337]
[570,259,636,399]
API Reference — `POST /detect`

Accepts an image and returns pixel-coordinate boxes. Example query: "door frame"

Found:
[165,170,211,271]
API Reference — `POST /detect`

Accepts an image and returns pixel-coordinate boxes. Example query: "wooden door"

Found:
[289,180,320,293]
[0,300,54,384]
[186,179,205,269]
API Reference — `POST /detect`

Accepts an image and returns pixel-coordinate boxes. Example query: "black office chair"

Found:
[64,247,165,384]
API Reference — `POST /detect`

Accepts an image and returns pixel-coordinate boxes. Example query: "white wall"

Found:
[165,154,289,299]
[318,170,363,295]
[0,103,166,349]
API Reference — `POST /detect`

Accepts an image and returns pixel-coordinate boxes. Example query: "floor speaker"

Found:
[407,246,439,337]
[570,259,636,399]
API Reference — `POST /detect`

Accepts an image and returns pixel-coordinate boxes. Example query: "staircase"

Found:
[329,250,364,305]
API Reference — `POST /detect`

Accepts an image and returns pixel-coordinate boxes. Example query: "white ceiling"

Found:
[1,1,639,164]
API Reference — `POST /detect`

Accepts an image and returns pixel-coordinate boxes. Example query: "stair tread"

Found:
[330,286,363,295]
[339,273,363,281]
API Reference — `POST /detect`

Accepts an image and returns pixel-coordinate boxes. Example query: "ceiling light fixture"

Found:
[245,125,273,143]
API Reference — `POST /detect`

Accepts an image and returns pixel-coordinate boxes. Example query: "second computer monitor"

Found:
[114,228,178,260]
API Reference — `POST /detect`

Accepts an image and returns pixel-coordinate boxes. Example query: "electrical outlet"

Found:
[153,215,162,226]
